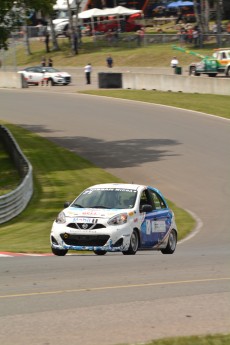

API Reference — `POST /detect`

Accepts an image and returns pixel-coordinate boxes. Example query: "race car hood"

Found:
[64,207,127,220]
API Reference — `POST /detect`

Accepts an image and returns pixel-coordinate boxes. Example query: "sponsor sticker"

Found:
[152,221,166,233]
[73,217,95,223]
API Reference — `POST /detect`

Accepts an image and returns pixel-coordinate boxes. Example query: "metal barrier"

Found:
[0,126,33,224]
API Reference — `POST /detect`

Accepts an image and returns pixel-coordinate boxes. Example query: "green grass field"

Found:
[10,36,221,68]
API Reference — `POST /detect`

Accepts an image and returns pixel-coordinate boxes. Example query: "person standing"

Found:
[170,56,179,68]
[106,56,113,68]
[84,63,92,84]
[48,58,53,67]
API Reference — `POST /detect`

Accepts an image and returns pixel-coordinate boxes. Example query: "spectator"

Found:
[48,58,53,67]
[187,27,193,43]
[84,63,92,84]
[170,56,179,68]
[106,56,113,68]
[136,27,144,47]
[193,27,199,47]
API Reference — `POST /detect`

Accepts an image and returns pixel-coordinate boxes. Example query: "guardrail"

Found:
[0,125,33,224]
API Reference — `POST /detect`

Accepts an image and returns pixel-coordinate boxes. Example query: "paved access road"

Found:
[0,87,229,345]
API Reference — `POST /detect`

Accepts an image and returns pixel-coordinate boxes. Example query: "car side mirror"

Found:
[64,201,70,208]
[141,204,153,213]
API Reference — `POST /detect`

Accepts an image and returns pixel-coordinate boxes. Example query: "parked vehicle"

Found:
[50,183,178,256]
[18,66,72,85]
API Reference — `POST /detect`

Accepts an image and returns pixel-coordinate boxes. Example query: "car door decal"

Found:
[140,210,171,248]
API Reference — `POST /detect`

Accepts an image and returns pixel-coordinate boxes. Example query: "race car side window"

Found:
[139,190,154,211]
[148,189,166,210]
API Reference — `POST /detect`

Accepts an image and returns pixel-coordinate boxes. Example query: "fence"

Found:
[1,26,230,70]
[0,126,33,224]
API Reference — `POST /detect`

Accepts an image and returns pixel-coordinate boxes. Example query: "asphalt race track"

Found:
[0,88,230,345]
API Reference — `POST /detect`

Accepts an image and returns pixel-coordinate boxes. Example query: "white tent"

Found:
[103,6,142,16]
[78,6,142,19]
[78,8,105,19]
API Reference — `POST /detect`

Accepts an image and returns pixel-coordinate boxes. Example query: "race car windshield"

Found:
[72,188,137,209]
[43,67,59,73]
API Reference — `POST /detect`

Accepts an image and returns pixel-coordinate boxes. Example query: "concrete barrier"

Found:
[0,71,28,88]
[122,73,230,96]
[98,72,122,88]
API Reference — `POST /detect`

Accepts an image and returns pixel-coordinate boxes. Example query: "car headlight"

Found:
[56,211,66,224]
[108,213,128,226]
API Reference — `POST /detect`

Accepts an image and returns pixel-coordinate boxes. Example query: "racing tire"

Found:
[161,229,177,254]
[208,74,217,77]
[122,229,139,255]
[51,247,68,256]
[93,250,107,255]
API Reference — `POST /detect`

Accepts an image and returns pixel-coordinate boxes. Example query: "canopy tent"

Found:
[79,6,142,19]
[78,8,105,19]
[102,6,142,16]
[167,1,193,8]
[78,6,143,35]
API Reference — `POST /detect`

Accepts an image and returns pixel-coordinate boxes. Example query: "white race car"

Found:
[18,66,71,85]
[50,183,178,256]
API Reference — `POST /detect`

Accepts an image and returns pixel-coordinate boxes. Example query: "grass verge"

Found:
[79,90,230,120]
[0,122,194,253]
[129,334,230,345]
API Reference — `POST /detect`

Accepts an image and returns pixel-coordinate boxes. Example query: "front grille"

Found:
[61,234,110,247]
[64,77,71,83]
[67,223,106,230]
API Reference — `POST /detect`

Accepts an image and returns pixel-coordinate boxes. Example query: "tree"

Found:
[66,0,82,55]
[0,0,57,51]
[0,0,20,49]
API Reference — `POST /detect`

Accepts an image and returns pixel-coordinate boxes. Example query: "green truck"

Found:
[172,45,230,77]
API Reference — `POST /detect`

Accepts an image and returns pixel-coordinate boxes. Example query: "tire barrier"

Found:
[0,125,33,224]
